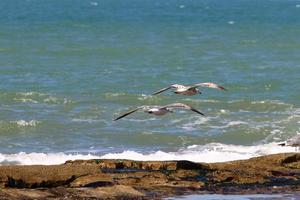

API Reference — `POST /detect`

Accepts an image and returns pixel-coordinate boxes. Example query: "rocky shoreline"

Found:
[0,153,300,199]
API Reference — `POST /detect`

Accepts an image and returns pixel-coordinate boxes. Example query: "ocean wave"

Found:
[104,92,127,97]
[43,96,59,104]
[0,120,40,130]
[12,120,40,127]
[180,116,248,131]
[90,1,98,6]
[0,143,296,165]
[183,98,221,103]
[104,92,158,101]
[101,143,296,163]
[137,94,155,100]
[0,152,100,165]
[227,99,294,112]
[16,92,47,97]
[13,98,38,103]
[176,99,299,134]
[209,121,249,129]
[71,118,102,123]
[11,91,73,105]
[181,117,210,131]
[250,100,291,105]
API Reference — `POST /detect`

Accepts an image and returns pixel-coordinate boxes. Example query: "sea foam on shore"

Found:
[0,143,296,165]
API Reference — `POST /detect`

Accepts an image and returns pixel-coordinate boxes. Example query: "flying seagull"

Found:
[152,82,227,96]
[278,134,300,151]
[114,103,205,121]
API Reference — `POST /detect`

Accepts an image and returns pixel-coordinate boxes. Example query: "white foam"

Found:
[184,120,248,130]
[101,143,296,163]
[227,121,248,126]
[104,92,126,97]
[90,2,98,6]
[0,152,101,165]
[182,117,210,131]
[13,98,38,103]
[13,92,72,105]
[12,120,40,127]
[220,109,228,113]
[0,143,296,165]
[43,96,59,104]
[16,92,46,97]
[137,94,155,100]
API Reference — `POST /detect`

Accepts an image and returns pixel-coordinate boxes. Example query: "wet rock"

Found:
[66,159,209,171]
[78,185,144,199]
[70,174,113,187]
[0,165,99,188]
[0,153,300,199]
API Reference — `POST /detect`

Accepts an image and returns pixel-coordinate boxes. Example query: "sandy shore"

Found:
[0,153,300,199]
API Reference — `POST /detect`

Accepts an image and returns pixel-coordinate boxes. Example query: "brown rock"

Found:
[0,153,300,199]
[70,173,114,187]
[78,185,145,199]
[0,165,99,188]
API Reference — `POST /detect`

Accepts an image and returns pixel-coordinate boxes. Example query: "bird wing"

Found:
[113,107,142,121]
[162,103,205,116]
[152,86,173,95]
[192,82,227,91]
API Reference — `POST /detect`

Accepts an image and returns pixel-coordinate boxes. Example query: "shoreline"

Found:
[0,153,300,199]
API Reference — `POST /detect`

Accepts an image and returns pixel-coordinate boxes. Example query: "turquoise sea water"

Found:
[0,0,299,164]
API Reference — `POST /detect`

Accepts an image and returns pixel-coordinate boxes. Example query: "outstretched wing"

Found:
[152,84,183,95]
[193,82,227,91]
[152,86,173,95]
[114,107,141,121]
[163,103,205,116]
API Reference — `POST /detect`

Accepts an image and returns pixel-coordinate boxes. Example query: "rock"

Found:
[66,159,209,171]
[78,185,145,199]
[0,165,99,188]
[0,153,300,199]
[70,174,113,187]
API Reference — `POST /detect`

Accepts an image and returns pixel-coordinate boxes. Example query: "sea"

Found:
[0,0,299,166]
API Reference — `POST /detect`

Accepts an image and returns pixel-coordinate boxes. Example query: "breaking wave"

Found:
[0,143,296,165]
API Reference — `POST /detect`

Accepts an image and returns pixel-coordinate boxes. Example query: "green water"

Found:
[0,0,299,157]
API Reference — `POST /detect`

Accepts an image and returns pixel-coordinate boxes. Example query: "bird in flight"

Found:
[152,82,227,96]
[114,103,204,121]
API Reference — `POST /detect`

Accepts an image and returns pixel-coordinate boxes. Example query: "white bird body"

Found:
[146,107,169,115]
[174,86,199,95]
[152,82,226,96]
[114,103,204,121]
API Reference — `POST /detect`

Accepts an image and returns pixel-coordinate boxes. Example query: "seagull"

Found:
[114,103,205,121]
[152,82,227,96]
[278,134,300,151]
